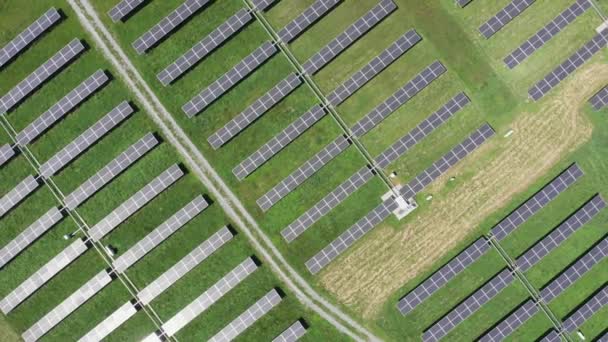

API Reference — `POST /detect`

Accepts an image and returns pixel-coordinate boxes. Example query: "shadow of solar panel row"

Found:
[208,289,282,342]
[273,320,307,342]
[232,104,326,180]
[157,9,253,86]
[529,30,608,101]
[0,175,40,219]
[480,237,608,342]
[423,268,515,342]
[327,29,422,106]
[589,85,608,110]
[278,0,341,44]
[16,70,110,146]
[0,144,15,167]
[39,101,134,179]
[0,207,63,268]
[88,164,183,242]
[456,0,474,8]
[0,8,61,69]
[400,124,495,201]
[397,237,490,315]
[132,0,211,54]
[78,302,137,342]
[108,0,146,22]
[504,0,591,69]
[112,196,208,273]
[479,0,536,39]
[517,195,605,272]
[302,0,397,75]
[0,238,87,314]
[251,0,277,11]
[490,163,583,241]
[182,41,277,117]
[208,73,302,149]
[64,133,158,210]
[22,270,113,342]
[563,285,608,332]
[351,61,447,137]
[137,226,233,306]
[0,39,84,113]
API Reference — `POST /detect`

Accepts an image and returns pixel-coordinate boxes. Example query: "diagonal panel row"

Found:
[251,0,277,11]
[273,320,308,342]
[0,144,15,167]
[479,0,536,39]
[589,85,608,110]
[108,0,147,22]
[277,0,341,44]
[0,175,40,219]
[562,285,608,333]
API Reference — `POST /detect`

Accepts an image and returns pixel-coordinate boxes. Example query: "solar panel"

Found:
[78,302,137,342]
[479,0,536,39]
[112,196,208,273]
[529,30,608,101]
[64,133,158,210]
[0,144,15,167]
[132,0,211,54]
[399,124,496,200]
[0,175,40,219]
[0,8,61,69]
[563,285,608,332]
[302,0,397,75]
[232,104,326,180]
[277,0,341,44]
[182,41,277,117]
[516,195,605,272]
[503,0,591,69]
[108,0,147,22]
[157,9,253,86]
[251,0,277,11]
[273,320,308,342]
[422,268,515,342]
[88,164,184,242]
[397,237,490,315]
[456,0,474,8]
[208,289,282,342]
[589,85,608,110]
[490,163,584,241]
[137,226,233,305]
[0,238,87,314]
[16,70,110,146]
[350,61,447,137]
[478,298,539,342]
[22,270,113,342]
[39,101,134,178]
[207,73,302,149]
[0,207,63,268]
[0,39,85,113]
[539,330,562,342]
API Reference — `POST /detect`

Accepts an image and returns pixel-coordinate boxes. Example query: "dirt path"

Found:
[319,63,607,319]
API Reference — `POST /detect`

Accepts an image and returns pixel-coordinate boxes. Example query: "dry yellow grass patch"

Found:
[319,63,608,319]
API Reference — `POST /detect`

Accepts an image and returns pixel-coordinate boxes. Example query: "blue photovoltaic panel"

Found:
[273,320,308,342]
[0,144,15,167]
[109,0,147,22]
[478,299,539,342]
[479,0,536,39]
[562,285,608,332]
[277,0,341,44]
[589,85,608,110]
[251,0,277,11]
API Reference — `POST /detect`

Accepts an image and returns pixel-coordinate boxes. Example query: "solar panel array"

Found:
[302,0,397,75]
[0,8,61,69]
[78,302,137,342]
[517,195,605,272]
[251,0,276,11]
[540,330,561,342]
[479,0,536,39]
[208,289,282,342]
[0,207,63,269]
[22,271,112,342]
[277,0,341,44]
[112,196,208,273]
[529,30,608,101]
[350,61,447,137]
[0,39,84,113]
[0,238,87,314]
[182,41,277,117]
[208,73,302,149]
[157,9,253,86]
[108,0,146,22]
[503,0,591,69]
[327,30,422,106]
[563,285,608,332]
[39,101,134,178]
[137,227,233,305]
[490,163,583,241]
[88,164,184,242]
[273,320,308,342]
[456,0,474,8]
[64,133,158,210]
[0,175,40,219]
[589,86,608,110]
[16,70,110,146]
[478,298,539,342]
[0,144,15,167]
[232,104,326,180]
[132,0,211,54]
[397,237,490,315]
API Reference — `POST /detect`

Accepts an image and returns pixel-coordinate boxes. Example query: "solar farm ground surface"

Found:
[0,0,350,341]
